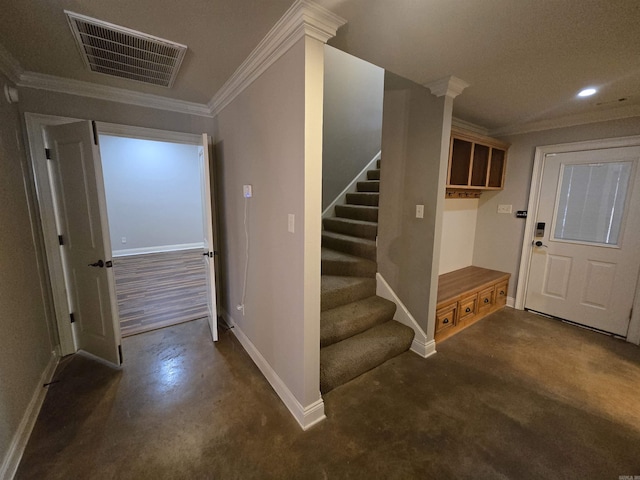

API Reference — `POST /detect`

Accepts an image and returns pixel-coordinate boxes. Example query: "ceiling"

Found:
[1,0,639,134]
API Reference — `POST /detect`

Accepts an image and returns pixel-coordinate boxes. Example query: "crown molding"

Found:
[451,117,489,136]
[489,103,640,137]
[18,71,212,117]
[208,0,346,116]
[426,76,469,99]
[0,42,24,84]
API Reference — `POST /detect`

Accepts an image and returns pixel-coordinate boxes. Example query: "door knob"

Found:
[533,241,548,248]
[88,260,104,268]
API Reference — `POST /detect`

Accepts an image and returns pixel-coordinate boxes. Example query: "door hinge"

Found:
[91,121,98,145]
[69,312,75,323]
[45,148,51,160]
[118,345,123,364]
[58,235,64,246]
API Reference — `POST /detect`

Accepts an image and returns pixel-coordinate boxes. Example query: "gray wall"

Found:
[473,117,640,297]
[214,36,324,412]
[100,135,204,255]
[322,46,384,210]
[377,72,452,335]
[0,73,54,469]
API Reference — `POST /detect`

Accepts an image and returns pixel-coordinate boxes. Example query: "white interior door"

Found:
[46,121,121,365]
[525,146,640,336]
[200,134,219,341]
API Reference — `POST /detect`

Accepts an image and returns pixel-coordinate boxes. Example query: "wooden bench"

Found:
[435,266,510,342]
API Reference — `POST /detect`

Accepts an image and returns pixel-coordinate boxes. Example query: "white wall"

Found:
[439,198,478,274]
[99,135,204,255]
[322,46,384,210]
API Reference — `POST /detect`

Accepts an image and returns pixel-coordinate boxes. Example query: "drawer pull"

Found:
[443,318,449,324]
[500,290,505,295]
[465,307,471,313]
[484,298,489,304]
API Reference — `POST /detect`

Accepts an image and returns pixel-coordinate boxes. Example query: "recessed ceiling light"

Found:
[578,88,597,97]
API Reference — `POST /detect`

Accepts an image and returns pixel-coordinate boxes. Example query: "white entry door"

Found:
[200,134,219,341]
[46,122,122,365]
[525,146,640,336]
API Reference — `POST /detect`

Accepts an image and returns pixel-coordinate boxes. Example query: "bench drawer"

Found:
[436,303,457,333]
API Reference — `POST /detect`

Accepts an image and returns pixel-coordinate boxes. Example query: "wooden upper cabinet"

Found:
[446,128,509,196]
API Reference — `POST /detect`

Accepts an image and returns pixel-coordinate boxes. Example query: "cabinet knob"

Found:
[500,290,505,295]
[465,307,471,313]
[443,318,449,324]
[484,298,489,304]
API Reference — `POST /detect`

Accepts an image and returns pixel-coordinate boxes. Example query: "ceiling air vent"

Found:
[65,11,187,88]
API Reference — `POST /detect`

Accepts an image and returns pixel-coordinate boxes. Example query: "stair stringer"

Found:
[376,273,436,358]
[322,151,381,220]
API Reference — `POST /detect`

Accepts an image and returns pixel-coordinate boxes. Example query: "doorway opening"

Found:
[515,136,640,344]
[25,113,219,365]
[99,135,208,337]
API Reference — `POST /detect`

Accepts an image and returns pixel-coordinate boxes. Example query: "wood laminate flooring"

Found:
[113,249,208,337]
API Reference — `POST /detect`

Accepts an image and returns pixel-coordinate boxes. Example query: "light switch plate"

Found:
[416,205,424,218]
[243,185,253,198]
[497,204,512,214]
[288,214,295,233]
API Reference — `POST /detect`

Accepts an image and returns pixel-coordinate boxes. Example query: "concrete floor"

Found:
[16,308,640,479]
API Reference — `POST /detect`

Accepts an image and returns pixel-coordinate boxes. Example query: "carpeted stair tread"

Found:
[321,295,396,347]
[346,192,379,206]
[321,247,377,278]
[320,320,415,393]
[322,231,376,261]
[323,217,377,240]
[367,169,380,180]
[356,180,380,192]
[321,275,376,311]
[335,204,378,222]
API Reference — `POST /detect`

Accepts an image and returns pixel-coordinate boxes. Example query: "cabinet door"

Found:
[449,138,472,186]
[488,149,506,188]
[471,144,490,186]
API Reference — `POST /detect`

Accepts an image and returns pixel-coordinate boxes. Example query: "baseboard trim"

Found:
[322,151,381,219]
[507,296,515,308]
[112,243,204,257]
[222,310,326,430]
[0,352,58,480]
[376,273,434,358]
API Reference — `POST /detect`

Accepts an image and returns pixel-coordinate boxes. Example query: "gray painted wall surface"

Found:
[377,72,450,334]
[0,73,54,466]
[322,46,383,210]
[100,135,204,254]
[214,37,321,410]
[472,117,640,297]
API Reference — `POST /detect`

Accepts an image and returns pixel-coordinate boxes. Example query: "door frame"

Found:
[515,134,640,345]
[24,112,207,356]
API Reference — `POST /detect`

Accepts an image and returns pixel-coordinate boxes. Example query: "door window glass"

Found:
[553,161,632,245]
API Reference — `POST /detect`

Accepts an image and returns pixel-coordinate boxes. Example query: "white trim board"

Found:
[112,243,204,257]
[96,122,202,145]
[18,71,212,117]
[322,151,380,219]
[0,352,58,480]
[222,310,326,430]
[376,273,436,358]
[208,0,346,116]
[515,134,640,346]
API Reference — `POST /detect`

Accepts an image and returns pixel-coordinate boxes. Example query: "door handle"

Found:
[88,260,104,268]
[533,241,548,248]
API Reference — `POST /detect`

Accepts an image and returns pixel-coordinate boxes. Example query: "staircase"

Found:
[320,159,414,393]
